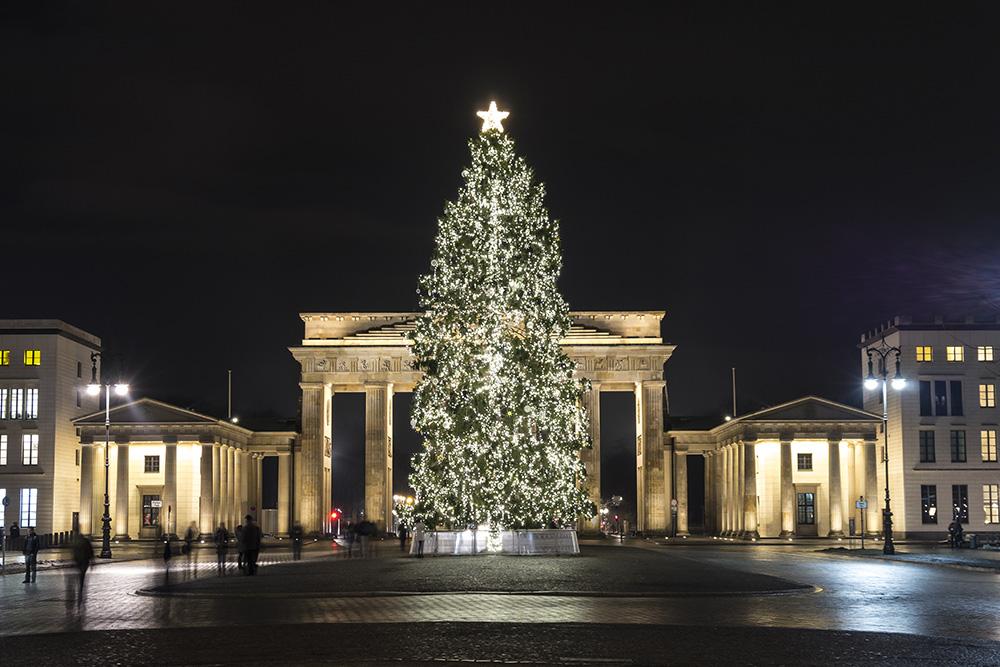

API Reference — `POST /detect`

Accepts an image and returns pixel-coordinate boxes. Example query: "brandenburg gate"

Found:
[290,311,674,534]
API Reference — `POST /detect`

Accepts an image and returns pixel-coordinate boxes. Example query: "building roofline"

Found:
[0,319,101,349]
[860,315,1000,347]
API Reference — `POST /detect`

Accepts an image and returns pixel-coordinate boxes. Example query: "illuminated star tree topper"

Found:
[409,103,595,532]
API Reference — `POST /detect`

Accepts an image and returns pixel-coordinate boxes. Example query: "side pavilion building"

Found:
[75,398,296,540]
[668,397,882,539]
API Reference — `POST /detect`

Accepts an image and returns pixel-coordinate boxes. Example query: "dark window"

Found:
[952,485,969,523]
[920,381,932,416]
[935,381,949,416]
[797,492,816,525]
[950,381,964,416]
[75,389,81,408]
[797,453,813,471]
[919,431,936,463]
[921,485,938,524]
[76,361,82,378]
[950,430,967,463]
[144,455,160,473]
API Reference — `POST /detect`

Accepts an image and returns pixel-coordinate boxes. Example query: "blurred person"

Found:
[413,520,426,559]
[162,535,174,585]
[346,521,356,558]
[398,523,408,552]
[183,521,197,577]
[71,534,94,606]
[22,527,40,583]
[290,522,303,561]
[9,522,20,547]
[242,515,262,576]
[214,523,229,575]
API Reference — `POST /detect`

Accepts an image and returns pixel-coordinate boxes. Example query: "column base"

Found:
[677,530,690,537]
[743,530,760,541]
[779,530,795,538]
[112,534,132,541]
[827,531,846,538]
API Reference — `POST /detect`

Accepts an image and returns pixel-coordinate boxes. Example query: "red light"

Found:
[330,511,339,520]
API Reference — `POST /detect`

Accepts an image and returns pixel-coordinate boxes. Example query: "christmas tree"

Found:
[410,102,595,533]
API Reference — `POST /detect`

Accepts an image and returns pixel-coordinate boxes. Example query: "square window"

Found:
[980,384,996,408]
[21,433,38,465]
[921,485,938,524]
[982,430,998,463]
[950,430,967,463]
[984,484,1000,524]
[19,488,37,527]
[0,350,8,365]
[978,346,995,362]
[916,346,933,362]
[946,346,965,362]
[144,455,160,473]
[797,453,813,471]
[919,431,936,463]
[23,350,40,366]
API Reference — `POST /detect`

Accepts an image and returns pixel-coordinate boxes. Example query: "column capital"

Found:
[299,381,328,391]
[828,432,844,444]
[640,380,666,389]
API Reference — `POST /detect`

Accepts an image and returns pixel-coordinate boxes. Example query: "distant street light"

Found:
[87,352,129,560]
[864,338,905,555]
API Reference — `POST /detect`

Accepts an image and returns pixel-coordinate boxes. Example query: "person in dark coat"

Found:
[235,524,245,570]
[214,523,229,575]
[398,524,409,552]
[242,515,262,575]
[22,527,40,583]
[290,522,304,561]
[71,535,94,605]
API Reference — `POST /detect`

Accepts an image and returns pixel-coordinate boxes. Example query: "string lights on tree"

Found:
[409,101,596,533]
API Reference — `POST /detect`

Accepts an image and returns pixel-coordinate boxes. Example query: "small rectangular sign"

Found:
[856,499,868,509]
[150,500,163,508]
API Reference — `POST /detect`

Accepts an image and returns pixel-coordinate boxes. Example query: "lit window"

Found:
[0,388,6,419]
[980,384,996,408]
[0,434,6,465]
[916,346,933,362]
[144,455,160,473]
[21,434,38,465]
[921,485,938,524]
[19,488,37,527]
[984,484,1000,524]
[24,388,37,420]
[10,389,23,419]
[0,487,4,526]
[0,350,8,365]
[946,346,965,362]
[797,453,813,471]
[978,346,995,362]
[953,485,969,523]
[983,430,998,463]
[23,350,40,366]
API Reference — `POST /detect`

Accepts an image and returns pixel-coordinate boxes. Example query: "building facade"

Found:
[0,320,101,536]
[75,399,296,539]
[860,316,1000,539]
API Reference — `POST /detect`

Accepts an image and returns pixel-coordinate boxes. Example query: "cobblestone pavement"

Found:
[2,542,1000,664]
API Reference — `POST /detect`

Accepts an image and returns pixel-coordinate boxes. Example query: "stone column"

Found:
[212,445,221,529]
[80,445,94,535]
[634,382,645,532]
[277,454,291,535]
[298,382,331,535]
[200,443,214,536]
[163,443,177,537]
[780,439,794,536]
[743,440,759,539]
[828,437,844,537]
[639,381,667,534]
[255,454,263,521]
[365,383,394,532]
[675,450,689,535]
[864,437,879,534]
[719,447,728,535]
[735,442,745,536]
[727,444,737,535]
[227,446,236,528]
[579,382,601,534]
[219,446,230,529]
[114,444,130,539]
[234,449,244,523]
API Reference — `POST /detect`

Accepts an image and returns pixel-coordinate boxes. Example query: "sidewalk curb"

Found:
[817,550,1000,574]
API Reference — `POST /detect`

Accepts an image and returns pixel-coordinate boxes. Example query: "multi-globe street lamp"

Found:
[85,352,129,559]
[864,338,905,555]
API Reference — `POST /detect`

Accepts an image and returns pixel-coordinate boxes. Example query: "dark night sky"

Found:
[3,4,1000,510]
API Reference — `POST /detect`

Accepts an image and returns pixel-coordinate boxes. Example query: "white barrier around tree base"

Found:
[411,528,580,556]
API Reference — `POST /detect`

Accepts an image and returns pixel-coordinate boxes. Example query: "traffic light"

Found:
[330,510,339,520]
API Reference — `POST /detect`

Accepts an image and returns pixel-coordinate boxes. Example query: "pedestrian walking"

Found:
[398,524,408,552]
[346,521,356,558]
[214,523,229,575]
[71,535,94,606]
[22,527,40,583]
[235,523,245,571]
[242,515,261,576]
[357,520,375,558]
[290,522,303,561]
[183,521,197,577]
[9,522,20,548]
[413,520,426,559]
[162,536,174,585]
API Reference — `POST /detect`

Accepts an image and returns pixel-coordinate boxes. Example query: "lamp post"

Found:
[864,338,905,555]
[85,352,129,559]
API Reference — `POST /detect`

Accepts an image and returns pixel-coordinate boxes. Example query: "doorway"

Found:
[140,492,162,539]
[599,392,637,534]
[795,486,818,536]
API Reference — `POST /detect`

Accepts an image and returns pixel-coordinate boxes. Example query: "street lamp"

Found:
[87,352,129,559]
[864,338,905,555]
